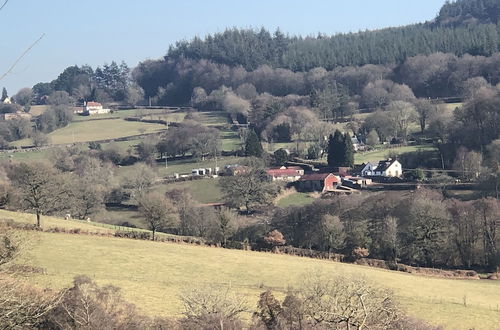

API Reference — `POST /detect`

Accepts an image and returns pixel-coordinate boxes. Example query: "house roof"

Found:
[375,159,399,172]
[300,173,339,182]
[352,136,362,144]
[86,102,102,107]
[267,168,302,177]
[286,166,304,171]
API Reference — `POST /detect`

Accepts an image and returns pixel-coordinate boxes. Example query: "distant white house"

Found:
[351,135,366,151]
[80,101,110,115]
[361,159,402,177]
[1,97,12,104]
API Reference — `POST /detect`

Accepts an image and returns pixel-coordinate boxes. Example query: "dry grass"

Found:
[1,210,499,329]
[11,119,166,147]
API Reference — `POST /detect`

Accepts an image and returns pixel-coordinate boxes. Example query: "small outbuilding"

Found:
[297,173,341,193]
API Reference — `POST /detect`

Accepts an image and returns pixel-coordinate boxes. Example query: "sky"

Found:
[0,0,446,95]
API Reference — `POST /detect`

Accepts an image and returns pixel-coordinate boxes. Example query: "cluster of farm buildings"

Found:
[264,158,402,193]
[189,158,403,194]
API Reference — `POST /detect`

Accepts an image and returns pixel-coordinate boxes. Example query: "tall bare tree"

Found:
[7,162,70,227]
[137,192,178,240]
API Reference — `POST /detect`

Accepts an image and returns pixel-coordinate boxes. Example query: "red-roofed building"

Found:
[266,166,304,182]
[297,173,341,192]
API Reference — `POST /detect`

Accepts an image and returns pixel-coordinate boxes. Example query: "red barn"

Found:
[297,173,340,192]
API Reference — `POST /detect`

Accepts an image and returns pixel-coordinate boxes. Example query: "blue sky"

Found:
[0,0,445,94]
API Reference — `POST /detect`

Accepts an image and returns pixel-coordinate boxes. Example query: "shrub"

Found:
[353,247,370,259]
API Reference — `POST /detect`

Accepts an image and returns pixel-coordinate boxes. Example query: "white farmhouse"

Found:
[361,159,402,177]
[351,135,366,151]
[82,101,110,115]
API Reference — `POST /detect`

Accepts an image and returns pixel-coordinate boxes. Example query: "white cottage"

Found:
[361,159,402,177]
[82,101,110,115]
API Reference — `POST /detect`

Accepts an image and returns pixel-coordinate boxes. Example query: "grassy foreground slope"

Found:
[3,212,500,329]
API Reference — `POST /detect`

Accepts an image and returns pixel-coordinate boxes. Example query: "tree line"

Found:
[164,0,500,72]
[32,61,144,105]
[266,188,500,270]
[132,50,500,106]
[167,22,499,72]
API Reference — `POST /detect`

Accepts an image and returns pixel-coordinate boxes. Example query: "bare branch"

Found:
[0,33,45,81]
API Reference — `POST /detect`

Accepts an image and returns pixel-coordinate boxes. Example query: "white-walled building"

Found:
[81,101,110,115]
[361,159,403,177]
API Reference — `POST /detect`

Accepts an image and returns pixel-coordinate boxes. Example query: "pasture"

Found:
[4,210,499,329]
[155,156,245,177]
[154,178,223,204]
[354,144,437,164]
[11,119,166,146]
[276,192,316,208]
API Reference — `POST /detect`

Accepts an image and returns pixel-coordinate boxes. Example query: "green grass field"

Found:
[156,156,245,176]
[4,210,498,329]
[198,111,230,126]
[12,119,166,146]
[71,110,136,122]
[439,102,462,116]
[153,178,223,204]
[0,149,55,162]
[276,192,316,208]
[355,144,436,164]
[0,139,141,163]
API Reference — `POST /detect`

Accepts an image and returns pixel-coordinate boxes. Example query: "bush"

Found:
[273,148,288,165]
[114,230,152,240]
[307,144,321,159]
[352,247,370,259]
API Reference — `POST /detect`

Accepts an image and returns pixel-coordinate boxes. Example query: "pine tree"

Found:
[245,129,263,157]
[327,130,345,167]
[1,88,7,102]
[342,132,355,167]
[327,134,335,166]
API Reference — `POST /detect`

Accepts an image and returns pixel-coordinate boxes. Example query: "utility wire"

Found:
[0,0,9,12]
[0,33,45,81]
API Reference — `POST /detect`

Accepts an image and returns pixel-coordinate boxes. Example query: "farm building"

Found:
[0,111,32,121]
[342,176,373,189]
[191,167,220,176]
[79,101,111,115]
[224,164,250,176]
[361,159,402,177]
[266,166,304,182]
[297,173,341,193]
[1,97,12,104]
[351,135,366,151]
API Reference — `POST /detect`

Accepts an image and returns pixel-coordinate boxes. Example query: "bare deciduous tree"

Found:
[180,285,248,330]
[6,162,71,227]
[0,275,61,329]
[137,192,178,240]
[298,273,400,329]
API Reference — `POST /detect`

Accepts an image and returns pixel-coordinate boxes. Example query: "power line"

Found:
[0,0,9,12]
[0,33,45,81]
